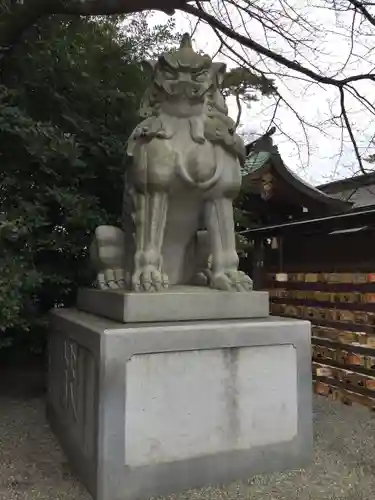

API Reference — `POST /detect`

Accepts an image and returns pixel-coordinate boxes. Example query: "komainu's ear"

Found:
[212,62,227,85]
[141,60,157,73]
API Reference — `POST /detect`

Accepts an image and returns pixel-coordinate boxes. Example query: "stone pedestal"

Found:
[47,294,313,500]
[76,286,270,323]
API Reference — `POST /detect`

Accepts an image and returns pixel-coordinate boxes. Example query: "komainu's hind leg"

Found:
[190,230,212,286]
[90,225,126,290]
[131,190,169,292]
[204,198,252,291]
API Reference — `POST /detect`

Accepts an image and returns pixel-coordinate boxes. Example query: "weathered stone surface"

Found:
[90,33,252,293]
[76,286,269,323]
[47,309,313,500]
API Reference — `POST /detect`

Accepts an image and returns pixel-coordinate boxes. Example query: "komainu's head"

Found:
[141,33,226,118]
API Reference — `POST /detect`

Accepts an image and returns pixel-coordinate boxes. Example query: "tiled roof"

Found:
[243,151,271,174]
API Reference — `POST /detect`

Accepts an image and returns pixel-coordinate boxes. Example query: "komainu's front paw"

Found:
[210,270,253,292]
[132,266,169,292]
[97,268,126,290]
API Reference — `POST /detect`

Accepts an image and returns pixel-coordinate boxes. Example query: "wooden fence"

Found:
[260,229,375,410]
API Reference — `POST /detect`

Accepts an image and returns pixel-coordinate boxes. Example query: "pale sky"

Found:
[147,1,375,186]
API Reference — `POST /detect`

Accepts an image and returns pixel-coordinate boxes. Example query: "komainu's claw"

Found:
[132,266,169,292]
[97,268,126,290]
[210,270,253,292]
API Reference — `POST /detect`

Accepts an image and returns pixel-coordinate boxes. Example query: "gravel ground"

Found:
[1,394,375,500]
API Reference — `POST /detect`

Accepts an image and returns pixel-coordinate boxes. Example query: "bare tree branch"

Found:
[347,0,375,28]
[339,86,367,173]
[234,91,242,128]
[57,0,210,16]
[0,0,208,58]
[3,0,375,174]
[182,2,375,87]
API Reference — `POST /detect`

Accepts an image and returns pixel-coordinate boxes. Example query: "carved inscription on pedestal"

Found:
[49,333,95,459]
[62,338,79,422]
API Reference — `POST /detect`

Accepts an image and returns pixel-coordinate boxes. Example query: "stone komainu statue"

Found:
[90,33,252,292]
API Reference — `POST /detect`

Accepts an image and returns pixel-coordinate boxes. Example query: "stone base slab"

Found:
[76,286,269,323]
[47,309,313,500]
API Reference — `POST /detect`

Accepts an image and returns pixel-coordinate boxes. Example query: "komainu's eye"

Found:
[195,70,209,81]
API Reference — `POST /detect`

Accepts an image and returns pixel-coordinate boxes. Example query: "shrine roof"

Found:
[242,129,353,216]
